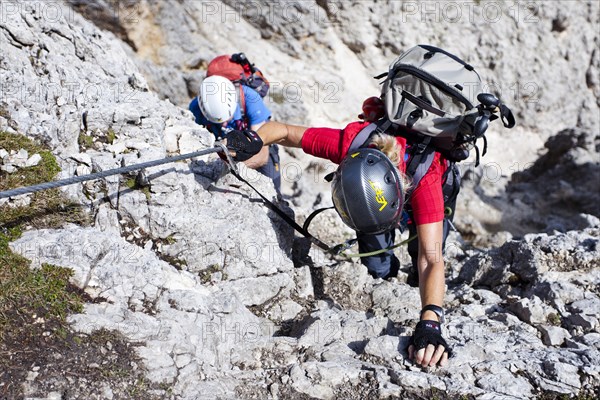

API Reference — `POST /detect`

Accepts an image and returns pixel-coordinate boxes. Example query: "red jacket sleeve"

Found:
[301,121,446,226]
[301,121,370,164]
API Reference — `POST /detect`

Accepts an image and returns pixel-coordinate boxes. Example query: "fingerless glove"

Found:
[226,129,263,161]
[409,320,452,357]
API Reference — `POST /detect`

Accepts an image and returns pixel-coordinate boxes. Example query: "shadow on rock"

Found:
[503,129,600,236]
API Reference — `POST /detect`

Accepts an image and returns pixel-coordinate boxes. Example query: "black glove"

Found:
[408,320,452,357]
[226,129,263,161]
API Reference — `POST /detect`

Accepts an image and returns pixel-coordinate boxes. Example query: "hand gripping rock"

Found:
[409,320,452,357]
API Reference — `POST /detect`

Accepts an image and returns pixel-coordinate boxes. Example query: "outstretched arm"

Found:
[408,221,449,368]
[257,121,308,148]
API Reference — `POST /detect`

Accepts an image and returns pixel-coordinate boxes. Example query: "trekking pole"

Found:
[0,145,224,200]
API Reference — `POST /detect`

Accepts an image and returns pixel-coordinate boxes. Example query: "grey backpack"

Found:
[377,45,515,162]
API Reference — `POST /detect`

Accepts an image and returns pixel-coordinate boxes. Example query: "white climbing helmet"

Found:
[198,75,238,124]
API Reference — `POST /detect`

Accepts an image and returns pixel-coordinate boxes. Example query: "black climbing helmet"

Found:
[331,148,405,234]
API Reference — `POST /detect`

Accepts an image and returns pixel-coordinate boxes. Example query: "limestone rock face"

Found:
[72,1,600,135]
[3,1,600,399]
[64,0,600,241]
[11,224,600,399]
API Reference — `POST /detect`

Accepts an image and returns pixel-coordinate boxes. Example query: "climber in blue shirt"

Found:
[189,75,281,191]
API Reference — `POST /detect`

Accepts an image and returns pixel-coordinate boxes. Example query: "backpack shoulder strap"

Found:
[348,119,436,195]
[406,136,435,189]
[236,83,249,128]
[348,123,378,152]
[348,119,394,152]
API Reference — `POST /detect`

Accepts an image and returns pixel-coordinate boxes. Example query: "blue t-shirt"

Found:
[189,85,271,138]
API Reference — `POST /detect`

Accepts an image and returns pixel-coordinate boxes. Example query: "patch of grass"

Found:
[107,129,116,145]
[165,235,176,245]
[1,323,166,399]
[199,264,222,284]
[159,254,187,270]
[547,312,562,326]
[0,235,84,337]
[0,132,60,191]
[538,392,599,400]
[125,177,151,201]
[0,132,87,339]
[125,177,137,190]
[0,132,162,398]
[270,90,286,105]
[0,131,88,230]
[81,129,115,149]
[78,132,94,150]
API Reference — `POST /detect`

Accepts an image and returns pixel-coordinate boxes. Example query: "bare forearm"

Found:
[257,121,307,148]
[418,258,446,318]
[415,222,446,321]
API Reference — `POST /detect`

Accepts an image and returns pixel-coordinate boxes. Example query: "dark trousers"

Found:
[357,217,453,283]
[358,190,458,283]
[357,230,400,279]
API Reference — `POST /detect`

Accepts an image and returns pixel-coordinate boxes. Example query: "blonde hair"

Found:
[368,133,412,193]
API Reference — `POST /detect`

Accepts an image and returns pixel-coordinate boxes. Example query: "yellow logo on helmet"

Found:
[368,180,388,211]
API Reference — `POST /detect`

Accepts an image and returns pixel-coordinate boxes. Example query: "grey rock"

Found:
[266,298,303,322]
[475,366,534,398]
[320,342,358,362]
[0,164,17,173]
[290,361,365,400]
[11,226,265,392]
[297,308,389,350]
[389,369,447,392]
[458,229,600,288]
[363,335,401,362]
[10,148,28,167]
[567,314,598,330]
[25,153,41,167]
[582,333,600,349]
[293,265,314,299]
[569,297,600,315]
[508,296,556,325]
[538,325,571,346]
[94,204,121,235]
[289,364,334,400]
[543,361,581,389]
[218,274,293,307]
[3,1,600,399]
[534,280,586,312]
[372,281,421,323]
[508,130,600,234]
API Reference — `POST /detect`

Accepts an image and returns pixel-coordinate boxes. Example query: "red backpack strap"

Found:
[235,83,249,130]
